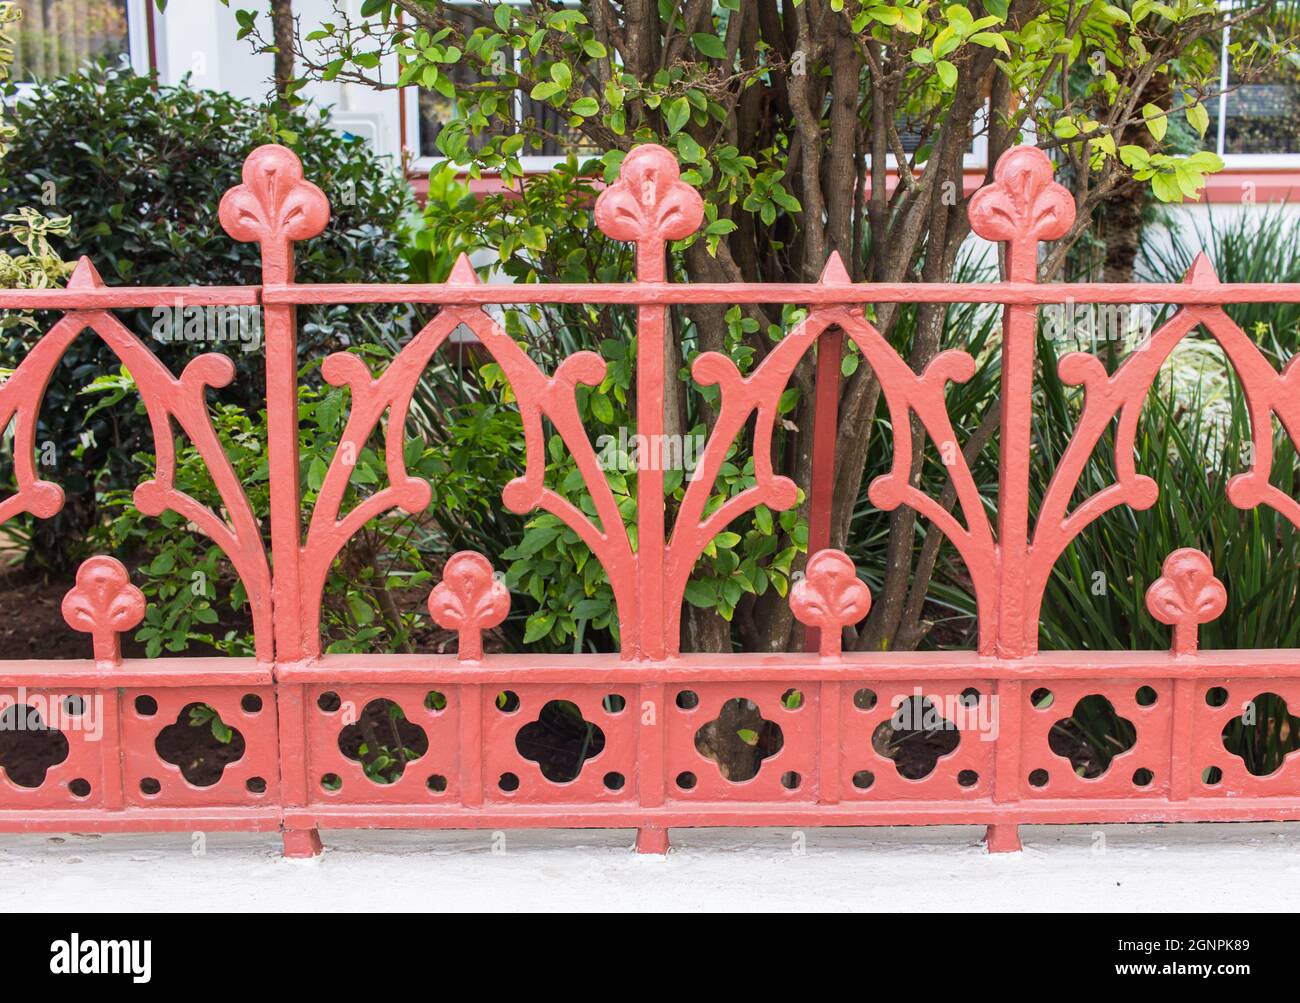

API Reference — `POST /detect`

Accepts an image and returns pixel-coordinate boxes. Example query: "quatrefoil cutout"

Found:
[0,703,70,788]
[155,703,246,788]
[694,697,784,783]
[1221,692,1300,778]
[1048,694,1136,779]
[337,698,429,784]
[515,699,606,783]
[871,695,960,780]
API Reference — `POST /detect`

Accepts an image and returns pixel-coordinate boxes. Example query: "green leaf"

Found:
[590,392,614,423]
[523,612,556,643]
[1142,103,1168,142]
[677,133,704,163]
[936,60,958,88]
[1151,171,1181,202]
[691,33,727,59]
[1187,102,1210,138]
[529,81,563,101]
[1053,118,1079,139]
[665,96,690,135]
[1119,145,1150,169]
[571,97,600,117]
[684,580,716,608]
[969,31,1010,55]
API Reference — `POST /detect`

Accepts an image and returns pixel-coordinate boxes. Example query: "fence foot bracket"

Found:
[635,827,670,855]
[283,827,323,859]
[984,824,1022,854]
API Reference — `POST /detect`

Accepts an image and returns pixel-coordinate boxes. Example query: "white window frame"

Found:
[405,66,587,175]
[1215,18,1300,166]
[407,0,589,174]
[8,0,151,98]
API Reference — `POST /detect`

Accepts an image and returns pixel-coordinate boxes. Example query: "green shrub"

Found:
[91,350,446,657]
[0,63,414,570]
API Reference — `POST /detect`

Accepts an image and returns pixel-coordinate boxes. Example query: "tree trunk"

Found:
[271,0,295,107]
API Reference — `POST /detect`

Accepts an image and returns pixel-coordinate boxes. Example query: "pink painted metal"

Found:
[2,142,1300,856]
[428,553,510,662]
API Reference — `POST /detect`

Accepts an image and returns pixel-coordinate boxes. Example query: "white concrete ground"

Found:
[2,822,1299,912]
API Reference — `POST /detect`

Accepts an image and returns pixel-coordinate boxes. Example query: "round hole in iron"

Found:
[1135,686,1158,707]
[780,770,801,790]
[676,690,699,710]
[427,774,447,793]
[781,688,804,710]
[246,776,267,794]
[852,770,875,790]
[241,693,263,714]
[1132,768,1154,787]
[68,778,91,798]
[134,695,157,717]
[1028,768,1049,788]
[140,777,161,796]
[496,691,520,713]
[321,773,342,792]
[958,769,979,788]
[1203,765,1223,786]
[960,687,980,708]
[317,691,341,713]
[1206,687,1229,708]
[603,694,626,714]
[499,772,520,792]
[1031,688,1054,710]
[62,695,86,717]
[853,688,877,711]
[425,690,447,712]
[604,771,625,791]
[676,771,697,791]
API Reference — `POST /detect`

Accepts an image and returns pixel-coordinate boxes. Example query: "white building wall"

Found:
[151,0,405,164]
[149,1,1296,260]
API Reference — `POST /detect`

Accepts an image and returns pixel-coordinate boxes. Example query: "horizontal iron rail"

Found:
[281,801,1300,828]
[3,650,1299,685]
[0,287,260,308]
[5,282,1300,310]
[259,281,1300,306]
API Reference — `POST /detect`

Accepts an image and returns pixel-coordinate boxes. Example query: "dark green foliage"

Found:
[0,64,414,570]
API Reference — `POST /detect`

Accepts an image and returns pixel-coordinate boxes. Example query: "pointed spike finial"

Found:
[1183,252,1219,286]
[447,252,479,285]
[68,257,105,289]
[819,251,851,286]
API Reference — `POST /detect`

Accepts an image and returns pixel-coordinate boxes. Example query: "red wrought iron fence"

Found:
[2,141,1299,856]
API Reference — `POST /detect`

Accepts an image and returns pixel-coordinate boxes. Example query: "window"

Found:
[9,0,144,82]
[1207,8,1300,164]
[410,2,599,171]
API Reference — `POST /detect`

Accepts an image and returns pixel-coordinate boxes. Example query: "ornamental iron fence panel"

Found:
[0,143,1295,856]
